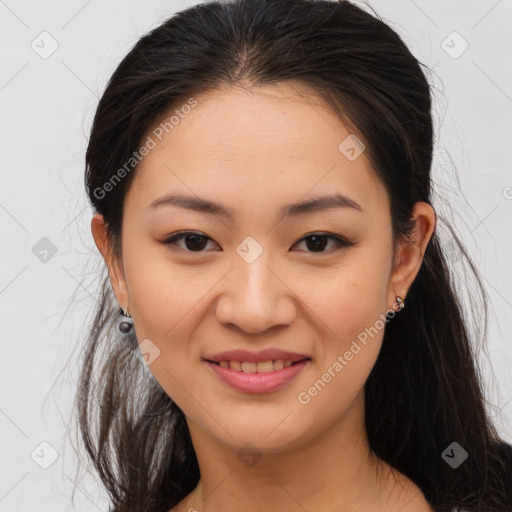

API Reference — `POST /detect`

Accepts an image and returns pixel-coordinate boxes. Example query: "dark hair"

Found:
[76,0,512,510]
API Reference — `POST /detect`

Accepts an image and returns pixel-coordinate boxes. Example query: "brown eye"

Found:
[162,232,218,252]
[292,233,353,254]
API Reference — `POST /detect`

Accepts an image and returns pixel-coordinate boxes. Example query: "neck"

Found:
[183,390,409,512]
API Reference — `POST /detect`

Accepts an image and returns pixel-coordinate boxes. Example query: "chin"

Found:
[204,414,313,456]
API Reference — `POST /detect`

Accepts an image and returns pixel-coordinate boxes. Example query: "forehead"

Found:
[125,81,388,219]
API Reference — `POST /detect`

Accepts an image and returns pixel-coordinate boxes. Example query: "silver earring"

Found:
[119,306,133,334]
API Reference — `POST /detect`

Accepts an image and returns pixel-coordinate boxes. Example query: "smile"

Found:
[212,359,302,373]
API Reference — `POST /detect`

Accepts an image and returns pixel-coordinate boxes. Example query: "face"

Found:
[94,81,430,457]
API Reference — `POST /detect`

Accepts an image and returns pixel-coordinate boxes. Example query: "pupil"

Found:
[185,234,207,251]
[306,235,327,252]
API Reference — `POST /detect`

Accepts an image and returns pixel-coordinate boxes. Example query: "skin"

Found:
[92,80,436,512]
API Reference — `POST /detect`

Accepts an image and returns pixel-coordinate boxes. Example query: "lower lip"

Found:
[206,359,310,393]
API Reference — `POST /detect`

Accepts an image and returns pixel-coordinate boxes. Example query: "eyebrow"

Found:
[147,192,363,218]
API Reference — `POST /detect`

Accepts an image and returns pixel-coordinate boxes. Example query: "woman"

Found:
[77,0,512,510]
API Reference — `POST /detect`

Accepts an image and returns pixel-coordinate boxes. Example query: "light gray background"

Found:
[1,0,511,510]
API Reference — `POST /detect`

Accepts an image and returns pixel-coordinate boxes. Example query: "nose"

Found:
[215,252,296,335]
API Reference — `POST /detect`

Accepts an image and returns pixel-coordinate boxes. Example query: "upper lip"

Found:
[204,349,310,363]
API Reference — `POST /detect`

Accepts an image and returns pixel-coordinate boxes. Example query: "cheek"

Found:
[294,268,390,432]
[295,251,391,405]
[121,243,224,415]
[123,240,211,339]
[298,253,391,352]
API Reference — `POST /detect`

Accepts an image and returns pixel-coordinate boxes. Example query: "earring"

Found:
[118,306,133,334]
[395,295,405,311]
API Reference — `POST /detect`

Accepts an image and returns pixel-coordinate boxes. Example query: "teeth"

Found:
[241,361,257,373]
[216,359,303,372]
[256,361,274,373]
[273,359,284,370]
[229,361,242,371]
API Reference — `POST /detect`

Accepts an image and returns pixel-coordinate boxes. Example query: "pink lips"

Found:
[204,349,311,393]
[206,360,309,393]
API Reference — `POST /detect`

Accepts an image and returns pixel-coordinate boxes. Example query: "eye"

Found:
[161,231,353,254]
[162,231,219,252]
[291,232,354,253]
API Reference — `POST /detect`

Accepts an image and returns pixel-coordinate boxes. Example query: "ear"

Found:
[91,213,129,311]
[388,202,436,308]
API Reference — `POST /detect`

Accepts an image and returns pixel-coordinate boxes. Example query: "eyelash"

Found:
[161,231,354,254]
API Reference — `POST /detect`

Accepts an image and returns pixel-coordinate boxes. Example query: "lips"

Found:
[203,349,311,392]
[205,359,310,393]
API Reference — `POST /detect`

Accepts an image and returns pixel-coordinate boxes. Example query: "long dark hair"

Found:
[75,0,512,510]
